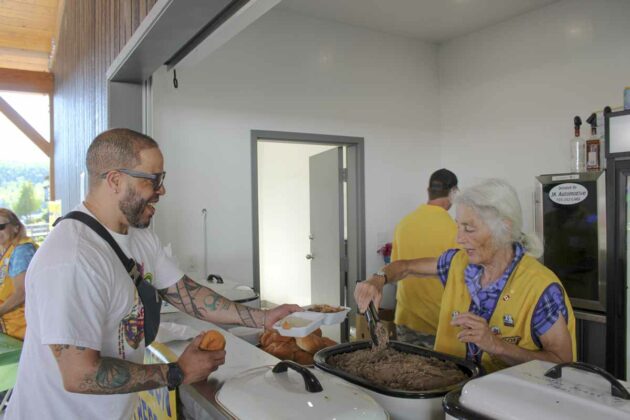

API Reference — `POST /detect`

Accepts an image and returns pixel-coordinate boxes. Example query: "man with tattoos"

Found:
[6,129,300,419]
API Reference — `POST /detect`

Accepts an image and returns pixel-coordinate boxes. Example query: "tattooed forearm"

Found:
[162,275,233,318]
[236,305,258,328]
[78,358,167,394]
[162,275,263,327]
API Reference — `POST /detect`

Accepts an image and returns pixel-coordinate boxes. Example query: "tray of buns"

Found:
[259,328,337,366]
[304,304,351,325]
[273,311,324,337]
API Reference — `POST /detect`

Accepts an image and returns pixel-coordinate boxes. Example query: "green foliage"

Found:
[0,161,48,210]
[13,181,42,219]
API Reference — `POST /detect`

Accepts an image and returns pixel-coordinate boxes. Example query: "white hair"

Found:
[454,179,543,258]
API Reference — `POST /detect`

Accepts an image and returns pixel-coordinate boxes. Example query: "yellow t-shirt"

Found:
[393,204,457,335]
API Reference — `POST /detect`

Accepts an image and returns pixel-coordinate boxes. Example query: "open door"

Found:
[308,147,345,341]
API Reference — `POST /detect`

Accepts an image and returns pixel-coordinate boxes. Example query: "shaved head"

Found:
[86,128,159,189]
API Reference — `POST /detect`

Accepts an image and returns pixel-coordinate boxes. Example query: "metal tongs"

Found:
[356,279,381,347]
[364,301,381,347]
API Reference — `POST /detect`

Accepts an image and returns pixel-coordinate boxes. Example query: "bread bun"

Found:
[320,337,337,349]
[260,330,292,347]
[199,330,226,351]
[293,350,314,366]
[295,334,325,353]
[259,330,275,347]
[264,340,299,360]
[312,328,322,337]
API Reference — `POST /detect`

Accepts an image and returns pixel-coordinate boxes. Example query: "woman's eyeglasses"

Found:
[0,223,9,231]
[101,169,166,191]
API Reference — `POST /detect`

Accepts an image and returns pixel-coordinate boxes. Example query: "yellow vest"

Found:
[434,251,576,373]
[393,204,457,335]
[0,237,37,340]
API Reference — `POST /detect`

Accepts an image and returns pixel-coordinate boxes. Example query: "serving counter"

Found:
[142,311,279,419]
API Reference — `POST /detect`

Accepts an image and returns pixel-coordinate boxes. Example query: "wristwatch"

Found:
[374,269,388,285]
[166,362,184,390]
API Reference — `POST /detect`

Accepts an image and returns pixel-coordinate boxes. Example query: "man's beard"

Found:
[119,186,152,228]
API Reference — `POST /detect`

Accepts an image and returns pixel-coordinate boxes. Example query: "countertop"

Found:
[148,312,279,419]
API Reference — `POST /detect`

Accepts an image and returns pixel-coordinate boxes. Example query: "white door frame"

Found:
[251,130,366,340]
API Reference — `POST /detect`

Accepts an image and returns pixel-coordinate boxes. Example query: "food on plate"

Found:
[260,328,336,365]
[199,330,226,351]
[308,304,344,313]
[280,316,312,329]
[327,348,467,391]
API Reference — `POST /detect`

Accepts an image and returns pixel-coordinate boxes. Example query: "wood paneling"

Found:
[53,0,156,211]
[0,0,59,71]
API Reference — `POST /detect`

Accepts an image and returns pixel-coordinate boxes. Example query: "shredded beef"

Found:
[328,347,467,391]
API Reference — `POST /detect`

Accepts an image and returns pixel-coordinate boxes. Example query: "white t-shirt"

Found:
[6,205,184,420]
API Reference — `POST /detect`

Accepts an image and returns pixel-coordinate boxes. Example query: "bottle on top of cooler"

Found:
[570,115,585,173]
[585,113,601,171]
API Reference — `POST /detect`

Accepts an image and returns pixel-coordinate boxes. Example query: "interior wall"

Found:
[151,9,441,288]
[438,0,630,231]
[258,142,335,306]
[53,0,156,211]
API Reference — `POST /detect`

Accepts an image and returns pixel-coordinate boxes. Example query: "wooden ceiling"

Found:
[0,0,63,72]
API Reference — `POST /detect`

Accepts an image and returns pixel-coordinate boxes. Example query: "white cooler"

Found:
[443,360,630,420]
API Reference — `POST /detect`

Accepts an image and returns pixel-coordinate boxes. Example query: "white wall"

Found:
[438,0,630,232]
[258,142,334,306]
[152,9,441,289]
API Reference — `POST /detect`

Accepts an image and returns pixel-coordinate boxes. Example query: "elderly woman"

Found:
[356,179,576,373]
[0,208,37,340]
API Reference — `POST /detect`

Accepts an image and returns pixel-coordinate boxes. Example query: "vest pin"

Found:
[491,326,501,335]
[503,314,515,327]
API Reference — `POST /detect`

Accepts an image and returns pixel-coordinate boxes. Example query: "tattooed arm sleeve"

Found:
[160,275,263,327]
[49,344,168,394]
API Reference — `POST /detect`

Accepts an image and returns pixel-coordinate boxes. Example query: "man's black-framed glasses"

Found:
[101,169,166,191]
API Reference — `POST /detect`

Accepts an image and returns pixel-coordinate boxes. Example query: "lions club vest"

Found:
[0,237,37,339]
[434,250,576,373]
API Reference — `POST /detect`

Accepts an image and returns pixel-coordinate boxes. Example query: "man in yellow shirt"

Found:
[391,169,458,349]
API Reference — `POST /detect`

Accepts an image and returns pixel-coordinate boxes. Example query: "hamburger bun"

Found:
[264,340,300,360]
[199,330,226,351]
[320,337,337,349]
[293,350,314,366]
[295,334,325,353]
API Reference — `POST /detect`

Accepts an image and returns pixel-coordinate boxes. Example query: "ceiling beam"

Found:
[0,95,52,157]
[0,67,53,93]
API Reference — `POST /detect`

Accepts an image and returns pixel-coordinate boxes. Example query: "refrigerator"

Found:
[535,171,607,370]
[605,108,630,380]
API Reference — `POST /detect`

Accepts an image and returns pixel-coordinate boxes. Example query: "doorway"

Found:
[251,130,365,342]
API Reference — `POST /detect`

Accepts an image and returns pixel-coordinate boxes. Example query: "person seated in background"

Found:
[0,208,37,340]
[356,179,576,373]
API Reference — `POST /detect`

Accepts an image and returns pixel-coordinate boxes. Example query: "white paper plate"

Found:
[273,312,325,337]
[303,305,351,325]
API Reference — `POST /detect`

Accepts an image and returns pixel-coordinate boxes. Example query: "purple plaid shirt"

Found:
[437,243,568,363]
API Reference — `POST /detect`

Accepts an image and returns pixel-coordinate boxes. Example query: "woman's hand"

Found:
[451,312,504,355]
[354,276,385,313]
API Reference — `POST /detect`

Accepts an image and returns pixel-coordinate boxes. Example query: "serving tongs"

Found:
[364,301,381,347]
